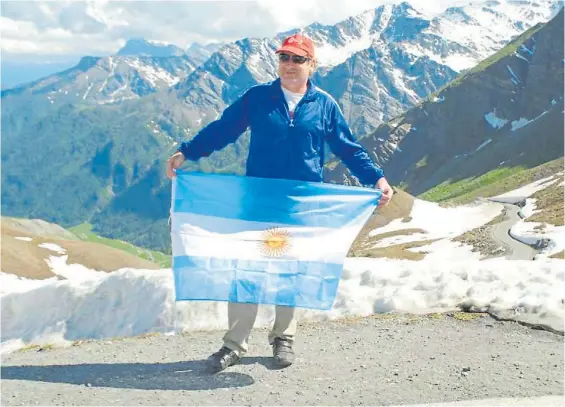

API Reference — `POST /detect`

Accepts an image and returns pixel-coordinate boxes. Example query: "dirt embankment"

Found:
[1,217,160,280]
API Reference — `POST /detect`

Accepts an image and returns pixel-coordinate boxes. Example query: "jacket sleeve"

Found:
[324,99,384,186]
[177,90,251,160]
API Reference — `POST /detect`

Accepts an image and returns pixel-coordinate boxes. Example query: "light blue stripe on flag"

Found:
[172,171,380,228]
[171,170,381,310]
[173,256,343,310]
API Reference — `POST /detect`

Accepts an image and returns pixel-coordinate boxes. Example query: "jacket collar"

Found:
[271,77,318,102]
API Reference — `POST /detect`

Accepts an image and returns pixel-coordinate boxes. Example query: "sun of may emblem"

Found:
[259,227,292,257]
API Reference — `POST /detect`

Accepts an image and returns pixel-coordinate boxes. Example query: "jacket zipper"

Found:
[283,99,295,127]
[288,99,307,127]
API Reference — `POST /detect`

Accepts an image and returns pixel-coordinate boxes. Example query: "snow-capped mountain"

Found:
[1,39,205,106]
[291,0,558,72]
[186,41,226,66]
[164,0,559,141]
[1,55,199,112]
[117,38,186,57]
[326,7,564,195]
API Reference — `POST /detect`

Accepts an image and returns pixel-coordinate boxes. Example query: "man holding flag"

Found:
[166,32,393,372]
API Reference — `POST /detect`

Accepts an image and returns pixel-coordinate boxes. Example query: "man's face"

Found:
[278,52,315,86]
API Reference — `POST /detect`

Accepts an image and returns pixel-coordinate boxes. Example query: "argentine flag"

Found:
[171,170,381,310]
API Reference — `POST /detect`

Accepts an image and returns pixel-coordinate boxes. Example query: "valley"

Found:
[1,1,563,271]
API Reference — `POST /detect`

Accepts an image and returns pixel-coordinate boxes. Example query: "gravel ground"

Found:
[1,313,563,406]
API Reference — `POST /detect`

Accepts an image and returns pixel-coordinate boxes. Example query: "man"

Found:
[166,33,394,372]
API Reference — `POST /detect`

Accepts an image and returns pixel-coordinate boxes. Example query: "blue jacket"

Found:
[178,78,384,186]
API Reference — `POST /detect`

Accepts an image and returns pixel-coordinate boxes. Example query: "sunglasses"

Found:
[278,53,310,64]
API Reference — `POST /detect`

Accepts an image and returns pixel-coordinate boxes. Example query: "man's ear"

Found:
[309,59,318,75]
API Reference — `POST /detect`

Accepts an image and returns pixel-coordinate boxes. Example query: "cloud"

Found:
[58,2,107,34]
[0,0,471,59]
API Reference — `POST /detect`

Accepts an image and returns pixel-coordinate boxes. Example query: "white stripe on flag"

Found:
[171,212,369,263]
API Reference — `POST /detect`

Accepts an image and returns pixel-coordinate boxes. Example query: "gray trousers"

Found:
[222,302,297,354]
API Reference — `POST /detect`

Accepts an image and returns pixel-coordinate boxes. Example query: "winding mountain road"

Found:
[489,202,536,260]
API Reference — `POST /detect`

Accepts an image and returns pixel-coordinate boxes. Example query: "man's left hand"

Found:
[376,177,394,206]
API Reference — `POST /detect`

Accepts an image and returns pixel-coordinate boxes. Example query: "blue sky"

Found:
[1,0,472,60]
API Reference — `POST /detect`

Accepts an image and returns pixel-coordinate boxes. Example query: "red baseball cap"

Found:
[275,33,315,58]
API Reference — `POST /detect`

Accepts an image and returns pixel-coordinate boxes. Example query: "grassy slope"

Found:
[419,158,564,205]
[69,223,171,268]
[527,176,564,227]
[528,174,564,259]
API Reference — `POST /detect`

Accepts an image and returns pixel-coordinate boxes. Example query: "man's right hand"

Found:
[166,151,185,179]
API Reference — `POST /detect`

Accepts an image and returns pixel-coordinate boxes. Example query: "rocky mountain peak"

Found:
[117,38,186,57]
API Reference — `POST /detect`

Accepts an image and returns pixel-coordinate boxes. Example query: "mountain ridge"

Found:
[1,1,561,252]
[324,8,564,198]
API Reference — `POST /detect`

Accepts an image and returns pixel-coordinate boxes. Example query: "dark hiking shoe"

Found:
[206,346,240,372]
[272,338,295,367]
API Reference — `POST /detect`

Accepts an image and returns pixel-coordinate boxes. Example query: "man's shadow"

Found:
[1,357,276,391]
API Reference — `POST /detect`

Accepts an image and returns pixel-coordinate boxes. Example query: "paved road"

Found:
[1,313,563,406]
[489,202,536,260]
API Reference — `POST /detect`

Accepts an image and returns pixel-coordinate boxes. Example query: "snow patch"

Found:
[511,222,565,259]
[514,52,529,63]
[315,37,373,68]
[82,83,94,100]
[98,56,117,93]
[368,198,503,246]
[506,65,520,85]
[45,255,107,282]
[443,54,477,72]
[475,138,491,152]
[484,111,508,129]
[519,198,538,218]
[126,59,180,87]
[520,44,534,55]
[38,243,66,255]
[491,174,561,203]
[511,110,548,132]
[1,256,563,354]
